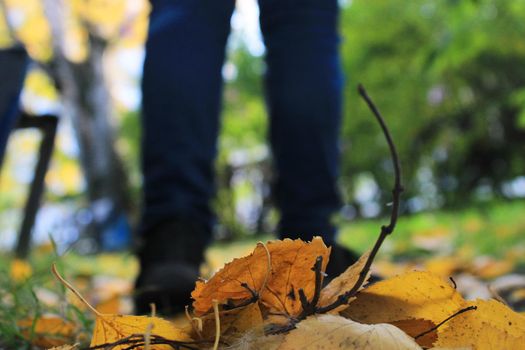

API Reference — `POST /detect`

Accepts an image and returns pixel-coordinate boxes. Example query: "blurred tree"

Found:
[0,0,148,247]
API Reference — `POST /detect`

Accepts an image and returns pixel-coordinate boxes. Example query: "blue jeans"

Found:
[141,0,343,245]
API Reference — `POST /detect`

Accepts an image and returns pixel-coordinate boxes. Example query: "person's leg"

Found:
[137,0,234,314]
[259,0,343,246]
[141,0,235,235]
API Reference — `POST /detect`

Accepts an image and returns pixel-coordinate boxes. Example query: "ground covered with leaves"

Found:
[1,198,525,350]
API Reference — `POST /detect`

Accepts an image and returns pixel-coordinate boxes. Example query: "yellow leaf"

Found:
[341,271,464,325]
[18,315,75,348]
[10,259,33,282]
[435,299,525,350]
[277,314,422,349]
[319,250,370,311]
[90,314,192,350]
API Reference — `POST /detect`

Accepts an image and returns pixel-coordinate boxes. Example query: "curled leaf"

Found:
[319,250,370,311]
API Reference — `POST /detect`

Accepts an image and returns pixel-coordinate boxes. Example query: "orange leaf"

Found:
[259,237,330,317]
[389,319,437,348]
[191,242,270,315]
[18,315,75,348]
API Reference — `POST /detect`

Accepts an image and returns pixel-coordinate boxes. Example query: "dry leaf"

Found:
[10,258,33,282]
[435,299,525,350]
[341,271,464,324]
[319,250,370,311]
[18,315,75,348]
[192,238,330,317]
[389,319,437,348]
[277,314,422,349]
[260,237,330,317]
[90,314,192,350]
[192,242,270,315]
[196,302,264,342]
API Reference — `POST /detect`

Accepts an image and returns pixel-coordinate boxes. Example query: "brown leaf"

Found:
[389,319,437,348]
[18,315,75,348]
[319,250,370,311]
[191,242,270,315]
[277,314,422,349]
[435,299,525,350]
[260,237,330,317]
[90,314,191,350]
[341,271,464,325]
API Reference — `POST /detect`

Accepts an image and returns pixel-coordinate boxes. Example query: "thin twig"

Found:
[297,256,324,319]
[415,305,477,340]
[316,84,403,314]
[51,263,102,317]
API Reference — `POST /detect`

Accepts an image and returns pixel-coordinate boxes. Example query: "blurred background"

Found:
[1,0,525,327]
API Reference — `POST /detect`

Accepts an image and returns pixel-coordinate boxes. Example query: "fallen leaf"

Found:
[389,318,437,348]
[260,237,330,317]
[196,302,264,342]
[90,314,192,350]
[18,315,75,348]
[341,271,464,324]
[192,242,270,315]
[319,250,370,311]
[192,238,330,317]
[277,314,422,349]
[435,299,525,350]
[10,258,33,282]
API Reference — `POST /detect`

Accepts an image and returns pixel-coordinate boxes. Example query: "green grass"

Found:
[339,200,525,263]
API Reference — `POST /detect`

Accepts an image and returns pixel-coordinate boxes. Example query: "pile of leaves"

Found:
[18,237,525,350]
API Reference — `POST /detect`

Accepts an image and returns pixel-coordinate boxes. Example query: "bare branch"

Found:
[316,84,404,314]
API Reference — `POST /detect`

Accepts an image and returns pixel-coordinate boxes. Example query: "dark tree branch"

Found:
[316,84,404,314]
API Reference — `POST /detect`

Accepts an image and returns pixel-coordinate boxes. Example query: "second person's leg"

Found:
[259,0,343,246]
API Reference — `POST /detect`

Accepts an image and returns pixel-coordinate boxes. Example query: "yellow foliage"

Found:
[341,271,465,324]
[435,299,525,350]
[90,314,191,350]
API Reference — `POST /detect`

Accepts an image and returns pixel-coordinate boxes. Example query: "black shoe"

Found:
[134,219,210,315]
